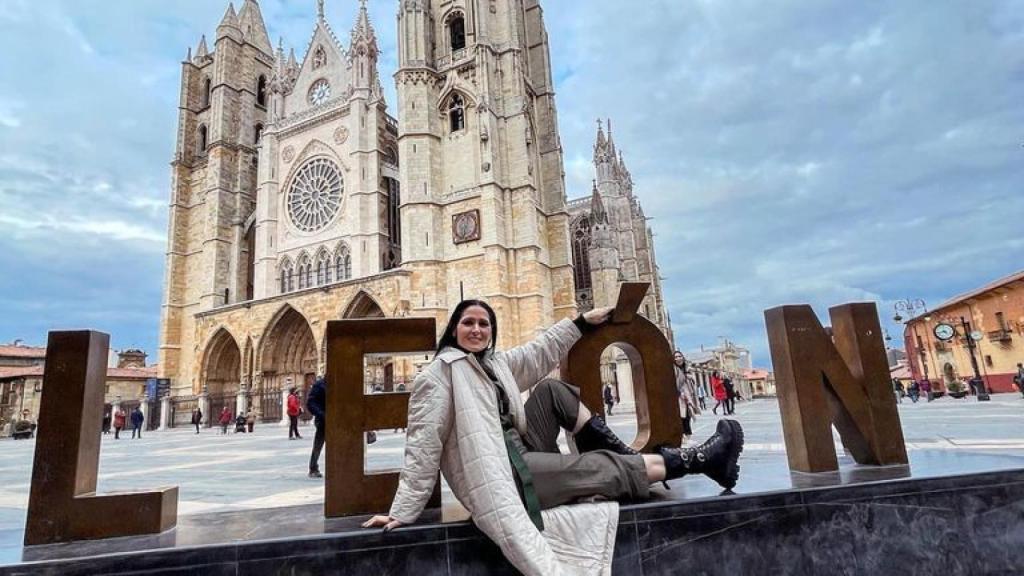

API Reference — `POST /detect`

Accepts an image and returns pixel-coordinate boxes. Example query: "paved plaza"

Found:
[1,393,1022,564]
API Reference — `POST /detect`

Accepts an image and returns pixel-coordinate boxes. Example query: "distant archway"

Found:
[260,305,318,396]
[341,291,393,390]
[342,291,385,319]
[943,362,957,385]
[201,328,242,396]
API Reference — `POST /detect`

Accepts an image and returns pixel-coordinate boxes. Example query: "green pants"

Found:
[516,379,650,510]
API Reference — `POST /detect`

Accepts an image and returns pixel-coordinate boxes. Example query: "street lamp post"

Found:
[893,299,931,383]
[931,313,990,402]
[938,315,989,401]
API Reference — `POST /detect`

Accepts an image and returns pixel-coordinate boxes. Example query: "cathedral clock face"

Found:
[452,210,481,244]
[286,157,344,233]
[309,79,331,106]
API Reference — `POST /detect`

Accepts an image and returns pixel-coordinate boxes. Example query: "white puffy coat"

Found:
[389,319,619,575]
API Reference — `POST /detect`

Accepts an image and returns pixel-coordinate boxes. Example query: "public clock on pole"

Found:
[933,323,955,341]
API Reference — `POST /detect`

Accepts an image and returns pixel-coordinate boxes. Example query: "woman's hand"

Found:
[361,515,403,532]
[582,306,613,325]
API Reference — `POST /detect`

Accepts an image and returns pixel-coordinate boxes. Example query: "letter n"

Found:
[765,303,908,473]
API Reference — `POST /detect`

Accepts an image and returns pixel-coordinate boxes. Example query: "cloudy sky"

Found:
[0,0,1021,368]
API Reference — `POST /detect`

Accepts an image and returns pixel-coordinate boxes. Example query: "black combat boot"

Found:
[574,415,639,456]
[657,419,744,490]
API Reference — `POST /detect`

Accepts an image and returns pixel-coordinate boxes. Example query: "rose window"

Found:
[286,158,344,232]
[309,79,331,106]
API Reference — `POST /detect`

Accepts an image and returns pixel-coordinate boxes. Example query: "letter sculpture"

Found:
[323,318,441,517]
[25,331,178,545]
[765,303,908,473]
[562,283,683,451]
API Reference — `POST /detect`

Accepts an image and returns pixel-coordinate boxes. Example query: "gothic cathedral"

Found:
[158,0,669,417]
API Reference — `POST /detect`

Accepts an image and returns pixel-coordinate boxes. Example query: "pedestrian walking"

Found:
[394,382,408,433]
[603,384,615,416]
[1015,363,1024,398]
[287,387,303,440]
[723,378,736,415]
[711,371,727,415]
[191,408,203,434]
[893,379,904,404]
[673,351,699,442]
[307,376,327,478]
[113,408,126,439]
[908,380,920,403]
[696,382,707,411]
[921,379,933,402]
[218,406,232,434]
[130,406,144,439]
[102,411,111,434]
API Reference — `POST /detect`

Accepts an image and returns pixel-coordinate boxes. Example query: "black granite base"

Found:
[3,466,1023,575]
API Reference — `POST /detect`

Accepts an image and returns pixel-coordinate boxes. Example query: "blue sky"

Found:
[0,0,1022,368]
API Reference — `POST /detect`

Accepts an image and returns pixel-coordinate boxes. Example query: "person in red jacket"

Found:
[112,408,126,439]
[287,387,303,440]
[711,371,728,415]
[218,405,232,434]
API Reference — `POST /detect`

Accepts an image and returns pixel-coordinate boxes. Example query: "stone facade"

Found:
[566,121,672,343]
[158,1,579,400]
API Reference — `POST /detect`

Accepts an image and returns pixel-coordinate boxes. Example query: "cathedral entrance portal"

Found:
[260,306,318,420]
[201,329,242,397]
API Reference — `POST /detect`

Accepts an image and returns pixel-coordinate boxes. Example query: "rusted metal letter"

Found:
[25,331,178,545]
[765,303,908,473]
[323,318,441,517]
[562,283,682,452]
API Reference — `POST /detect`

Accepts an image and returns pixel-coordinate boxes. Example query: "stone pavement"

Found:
[1,393,1022,564]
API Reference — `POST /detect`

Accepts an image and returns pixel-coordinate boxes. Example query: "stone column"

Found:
[280,389,290,426]
[198,393,210,428]
[158,396,171,431]
[139,397,150,425]
[236,390,248,417]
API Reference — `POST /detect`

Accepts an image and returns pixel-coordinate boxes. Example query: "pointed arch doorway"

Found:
[341,291,399,391]
[260,306,318,421]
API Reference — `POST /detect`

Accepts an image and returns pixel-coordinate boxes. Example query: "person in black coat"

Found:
[130,407,145,439]
[191,408,203,434]
[307,376,327,478]
[723,378,736,415]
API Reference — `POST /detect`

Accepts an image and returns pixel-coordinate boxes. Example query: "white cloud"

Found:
[0,99,22,128]
[0,213,165,245]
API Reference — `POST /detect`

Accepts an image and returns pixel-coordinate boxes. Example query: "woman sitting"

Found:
[363,300,744,574]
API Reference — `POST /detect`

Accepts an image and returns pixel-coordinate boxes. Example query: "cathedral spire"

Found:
[349,0,377,51]
[236,0,273,55]
[216,3,241,42]
[594,118,611,163]
[590,181,608,224]
[606,118,618,157]
[347,0,380,97]
[195,35,209,59]
[317,0,326,20]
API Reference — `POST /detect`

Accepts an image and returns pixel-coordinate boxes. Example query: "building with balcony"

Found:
[903,269,1024,393]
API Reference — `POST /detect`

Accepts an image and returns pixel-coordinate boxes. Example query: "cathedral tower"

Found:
[395,0,576,343]
[159,0,272,386]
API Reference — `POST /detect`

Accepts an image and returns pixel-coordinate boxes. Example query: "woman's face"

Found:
[456,305,492,353]
[673,352,685,366]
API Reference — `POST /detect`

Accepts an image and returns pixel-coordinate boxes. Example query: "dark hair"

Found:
[436,299,498,354]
